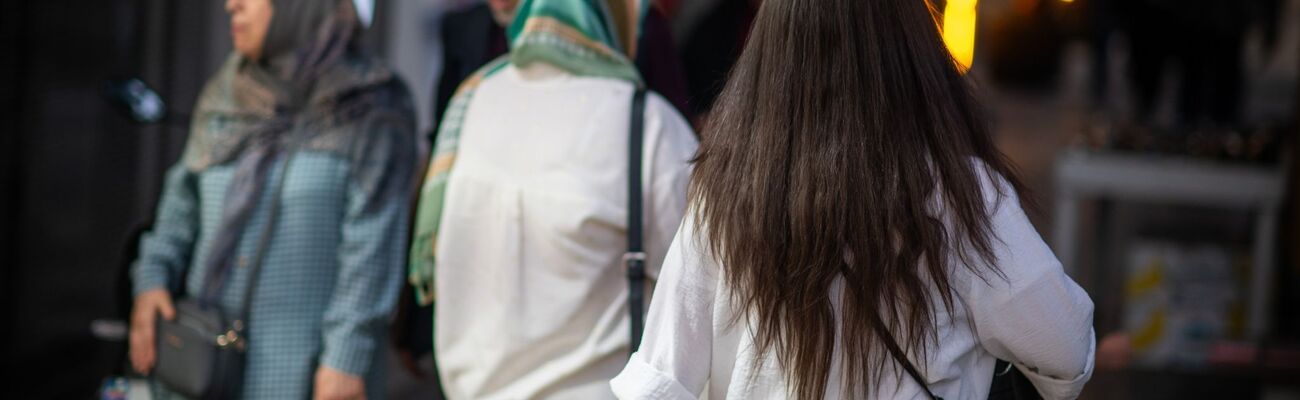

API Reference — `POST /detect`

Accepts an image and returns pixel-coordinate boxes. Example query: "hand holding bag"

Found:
[153,151,294,399]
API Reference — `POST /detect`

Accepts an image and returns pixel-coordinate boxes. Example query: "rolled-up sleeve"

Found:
[612,217,716,399]
[321,122,416,376]
[132,163,200,296]
[962,173,1096,400]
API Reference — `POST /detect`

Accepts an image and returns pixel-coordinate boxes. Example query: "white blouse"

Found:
[611,171,1096,400]
[433,65,698,400]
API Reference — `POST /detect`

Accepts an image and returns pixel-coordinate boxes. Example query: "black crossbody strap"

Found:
[892,350,942,400]
[870,313,942,400]
[626,87,648,355]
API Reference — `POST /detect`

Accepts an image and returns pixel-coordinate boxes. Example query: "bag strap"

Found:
[890,349,942,400]
[626,87,648,355]
[229,150,296,347]
[874,318,942,400]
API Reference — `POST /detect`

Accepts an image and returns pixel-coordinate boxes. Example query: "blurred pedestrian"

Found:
[128,0,417,398]
[407,0,697,398]
[1123,0,1280,127]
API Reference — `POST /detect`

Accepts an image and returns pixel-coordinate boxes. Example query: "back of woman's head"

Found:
[689,0,1026,397]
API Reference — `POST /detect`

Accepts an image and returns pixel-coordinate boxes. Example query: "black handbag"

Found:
[987,360,1042,400]
[890,323,1042,400]
[153,151,294,399]
[890,330,1042,400]
[625,87,648,354]
[154,299,247,399]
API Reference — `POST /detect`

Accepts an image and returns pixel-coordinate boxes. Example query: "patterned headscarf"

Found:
[408,0,650,305]
[189,0,415,304]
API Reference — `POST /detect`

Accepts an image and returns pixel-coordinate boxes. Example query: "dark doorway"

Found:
[1,1,226,397]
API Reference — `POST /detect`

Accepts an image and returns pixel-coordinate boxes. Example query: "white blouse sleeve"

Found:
[959,171,1096,400]
[612,216,717,399]
[643,93,698,282]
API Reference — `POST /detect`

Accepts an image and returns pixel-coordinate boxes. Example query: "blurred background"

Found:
[0,0,1296,398]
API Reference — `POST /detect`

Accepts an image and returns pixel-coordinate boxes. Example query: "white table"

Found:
[1052,150,1288,340]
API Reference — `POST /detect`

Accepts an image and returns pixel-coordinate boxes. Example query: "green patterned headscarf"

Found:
[408,0,650,304]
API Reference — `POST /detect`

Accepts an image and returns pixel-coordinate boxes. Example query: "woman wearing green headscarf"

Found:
[408,0,697,398]
[127,0,415,398]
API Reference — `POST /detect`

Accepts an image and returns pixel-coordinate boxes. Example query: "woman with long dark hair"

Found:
[610,0,1095,398]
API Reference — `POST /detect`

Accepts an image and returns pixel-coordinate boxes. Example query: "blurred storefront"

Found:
[1,0,1297,398]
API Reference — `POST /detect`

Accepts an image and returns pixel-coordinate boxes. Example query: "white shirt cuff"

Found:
[611,355,697,400]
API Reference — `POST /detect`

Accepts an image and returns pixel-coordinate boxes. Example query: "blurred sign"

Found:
[1124,240,1247,368]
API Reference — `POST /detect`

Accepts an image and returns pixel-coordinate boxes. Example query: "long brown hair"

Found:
[688,0,1028,398]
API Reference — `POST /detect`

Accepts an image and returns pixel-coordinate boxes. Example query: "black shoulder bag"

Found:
[153,151,294,400]
[626,87,648,354]
[987,360,1042,400]
[891,331,1042,400]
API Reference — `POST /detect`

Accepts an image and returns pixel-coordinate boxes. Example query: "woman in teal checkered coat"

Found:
[127,0,416,398]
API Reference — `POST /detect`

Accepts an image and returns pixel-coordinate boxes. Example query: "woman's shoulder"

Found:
[308,58,418,168]
[644,89,699,157]
[645,90,691,131]
[965,157,1021,215]
[326,55,418,138]
[317,53,415,110]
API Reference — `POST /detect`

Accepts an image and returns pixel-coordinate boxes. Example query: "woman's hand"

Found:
[314,366,366,400]
[129,288,176,374]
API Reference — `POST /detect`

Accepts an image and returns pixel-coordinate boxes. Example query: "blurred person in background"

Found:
[127,0,417,398]
[390,0,693,381]
[1123,0,1283,128]
[406,0,698,397]
[611,0,1095,398]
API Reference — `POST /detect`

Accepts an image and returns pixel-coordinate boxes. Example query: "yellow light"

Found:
[942,0,978,73]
